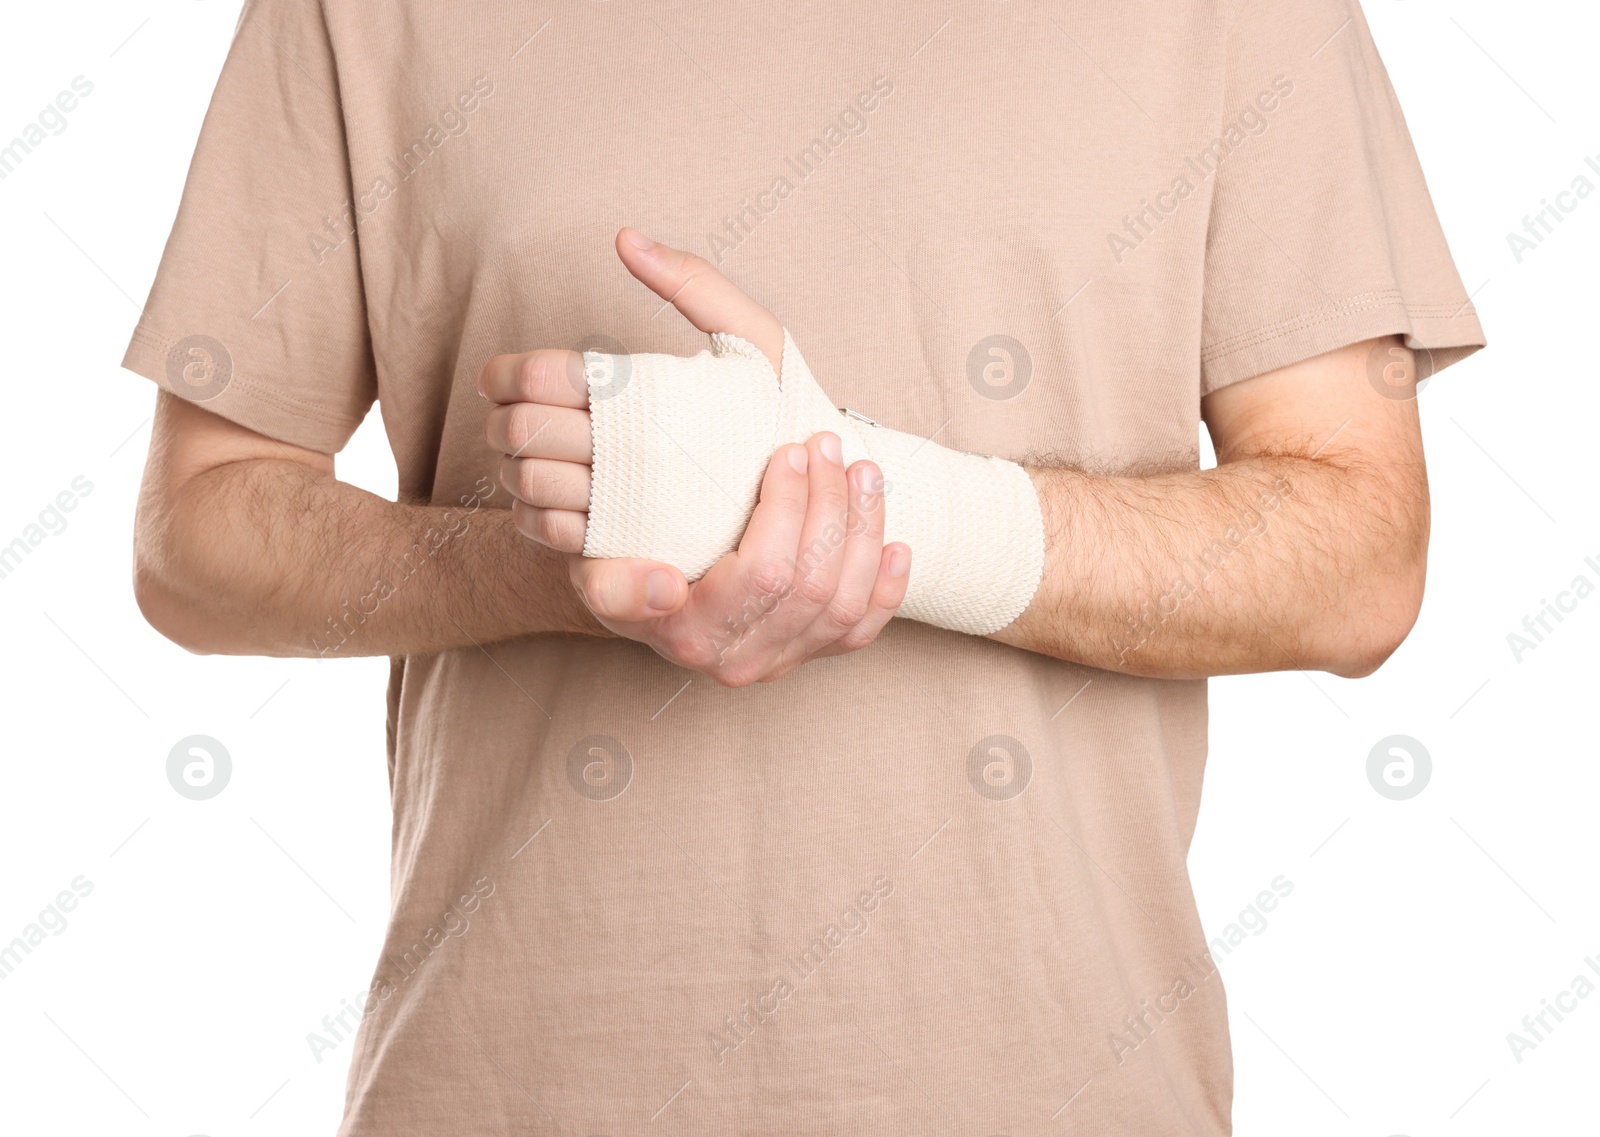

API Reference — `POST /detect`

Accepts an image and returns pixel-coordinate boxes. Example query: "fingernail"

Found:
[858,463,882,494]
[818,433,842,465]
[645,569,677,610]
[787,445,808,474]
[623,228,655,251]
[888,547,910,577]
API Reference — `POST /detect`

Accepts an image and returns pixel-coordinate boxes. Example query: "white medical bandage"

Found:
[582,330,1045,636]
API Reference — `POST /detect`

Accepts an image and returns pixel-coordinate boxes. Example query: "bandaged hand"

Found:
[483,232,1044,639]
[580,328,1043,635]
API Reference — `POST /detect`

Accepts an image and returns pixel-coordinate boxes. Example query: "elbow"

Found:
[131,501,239,655]
[1322,469,1430,679]
[1327,556,1427,680]
[1330,609,1418,680]
[133,554,223,656]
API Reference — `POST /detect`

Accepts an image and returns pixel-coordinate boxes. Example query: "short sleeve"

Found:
[1199,0,1485,393]
[121,0,376,452]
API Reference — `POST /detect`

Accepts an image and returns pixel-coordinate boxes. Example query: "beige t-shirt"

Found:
[123,1,1483,1132]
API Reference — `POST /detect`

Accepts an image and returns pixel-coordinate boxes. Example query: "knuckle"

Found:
[813,492,849,529]
[793,572,837,608]
[689,635,762,687]
[694,647,743,686]
[678,253,715,284]
[715,663,761,689]
[517,461,541,502]
[824,596,869,632]
[747,560,794,602]
[516,354,543,399]
[835,625,880,653]
[672,635,718,674]
[811,462,848,497]
[850,486,885,532]
[503,405,531,452]
[537,510,571,547]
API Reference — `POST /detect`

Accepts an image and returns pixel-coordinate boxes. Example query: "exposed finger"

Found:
[512,500,588,553]
[484,403,593,461]
[805,542,911,661]
[736,433,854,672]
[769,458,885,669]
[788,432,851,613]
[499,456,591,511]
[613,229,784,372]
[735,443,810,568]
[687,444,810,667]
[826,458,887,616]
[478,348,590,408]
[570,556,688,622]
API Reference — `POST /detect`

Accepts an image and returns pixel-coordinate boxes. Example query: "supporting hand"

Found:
[479,229,910,684]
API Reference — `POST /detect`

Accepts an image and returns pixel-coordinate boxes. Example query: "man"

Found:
[125,0,1482,1132]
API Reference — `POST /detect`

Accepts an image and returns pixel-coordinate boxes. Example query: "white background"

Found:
[0,1,1594,1134]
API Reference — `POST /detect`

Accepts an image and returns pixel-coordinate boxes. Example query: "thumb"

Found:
[570,555,688,622]
[614,228,785,373]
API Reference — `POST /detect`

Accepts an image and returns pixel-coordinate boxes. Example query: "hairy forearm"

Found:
[135,457,605,657]
[992,453,1428,679]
